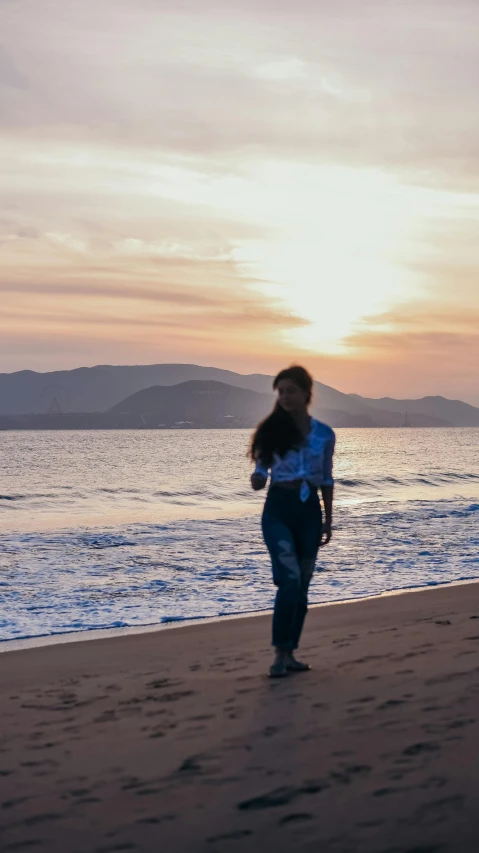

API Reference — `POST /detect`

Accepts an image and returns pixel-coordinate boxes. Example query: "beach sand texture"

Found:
[1,584,479,852]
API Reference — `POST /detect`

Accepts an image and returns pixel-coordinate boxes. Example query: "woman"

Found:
[250,365,335,678]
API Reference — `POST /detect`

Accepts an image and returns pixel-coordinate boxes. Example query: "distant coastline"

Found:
[0,412,255,431]
[0,412,460,431]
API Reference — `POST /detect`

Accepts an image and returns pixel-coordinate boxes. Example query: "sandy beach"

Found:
[1,583,479,852]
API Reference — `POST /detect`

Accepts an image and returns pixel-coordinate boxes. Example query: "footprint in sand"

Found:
[238,780,328,811]
[279,813,313,825]
[329,765,371,786]
[24,812,62,826]
[2,796,31,809]
[207,830,253,843]
[403,742,440,757]
[137,815,175,825]
[412,794,465,826]
[145,678,181,690]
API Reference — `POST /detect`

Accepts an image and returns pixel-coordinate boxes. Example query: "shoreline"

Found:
[2,575,479,655]
[0,424,466,431]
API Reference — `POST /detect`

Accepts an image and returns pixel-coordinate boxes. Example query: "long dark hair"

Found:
[249,365,314,466]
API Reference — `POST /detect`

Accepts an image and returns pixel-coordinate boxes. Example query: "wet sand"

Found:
[1,583,479,852]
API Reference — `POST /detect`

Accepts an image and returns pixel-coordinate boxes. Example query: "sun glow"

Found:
[1,138,426,356]
[231,163,421,352]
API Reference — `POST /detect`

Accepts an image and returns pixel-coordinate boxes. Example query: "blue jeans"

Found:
[262,486,322,651]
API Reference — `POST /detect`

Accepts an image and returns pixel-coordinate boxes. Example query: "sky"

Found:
[1,0,478,404]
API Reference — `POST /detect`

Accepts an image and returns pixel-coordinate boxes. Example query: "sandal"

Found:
[285,656,310,672]
[268,659,288,678]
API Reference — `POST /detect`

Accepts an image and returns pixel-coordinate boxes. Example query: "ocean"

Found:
[1,428,478,643]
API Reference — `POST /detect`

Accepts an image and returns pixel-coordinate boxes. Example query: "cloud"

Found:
[0,280,218,306]
[2,301,308,330]
[0,236,309,363]
[317,303,479,404]
[0,46,28,90]
[347,314,479,355]
[1,0,479,186]
[0,273,309,329]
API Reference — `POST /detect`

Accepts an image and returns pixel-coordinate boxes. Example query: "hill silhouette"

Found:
[108,380,382,428]
[0,363,477,427]
[109,380,271,428]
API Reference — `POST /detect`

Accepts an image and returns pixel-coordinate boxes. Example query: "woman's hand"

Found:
[251,472,267,491]
[320,520,332,546]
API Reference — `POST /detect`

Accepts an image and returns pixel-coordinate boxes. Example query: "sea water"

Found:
[0,428,478,642]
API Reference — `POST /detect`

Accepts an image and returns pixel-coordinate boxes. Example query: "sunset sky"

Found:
[1,0,478,403]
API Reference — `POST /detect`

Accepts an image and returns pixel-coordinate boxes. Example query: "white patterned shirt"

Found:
[254,418,335,500]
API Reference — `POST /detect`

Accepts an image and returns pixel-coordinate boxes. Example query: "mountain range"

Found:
[0,363,478,428]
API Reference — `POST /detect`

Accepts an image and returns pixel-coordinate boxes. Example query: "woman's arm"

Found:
[251,458,268,491]
[320,432,335,545]
[320,485,333,545]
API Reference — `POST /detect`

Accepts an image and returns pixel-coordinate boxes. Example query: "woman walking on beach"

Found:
[250,366,335,678]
